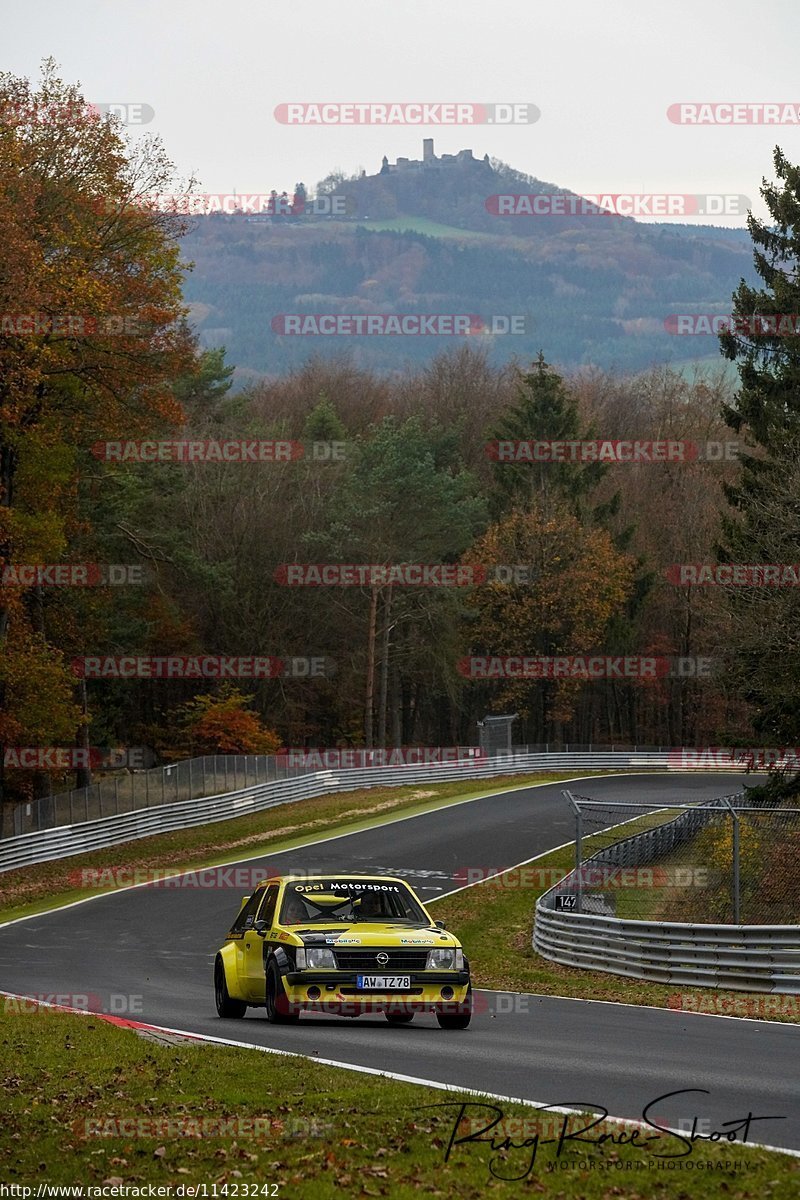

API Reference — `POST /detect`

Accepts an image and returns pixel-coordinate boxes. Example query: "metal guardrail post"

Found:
[563,790,582,913]
[722,796,741,923]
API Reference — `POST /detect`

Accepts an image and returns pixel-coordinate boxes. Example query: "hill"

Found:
[180,142,755,379]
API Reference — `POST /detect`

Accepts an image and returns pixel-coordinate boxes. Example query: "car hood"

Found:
[293,923,459,949]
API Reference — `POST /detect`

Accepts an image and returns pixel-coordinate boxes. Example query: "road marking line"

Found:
[1,989,796,1159]
[0,772,643,930]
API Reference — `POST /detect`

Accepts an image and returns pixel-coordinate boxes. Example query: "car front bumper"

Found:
[281,970,471,1014]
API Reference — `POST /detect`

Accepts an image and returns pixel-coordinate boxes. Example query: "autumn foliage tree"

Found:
[177,688,281,756]
[461,503,635,736]
[0,60,196,810]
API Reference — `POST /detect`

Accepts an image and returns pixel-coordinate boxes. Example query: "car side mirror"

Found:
[435,920,446,929]
[252,920,269,935]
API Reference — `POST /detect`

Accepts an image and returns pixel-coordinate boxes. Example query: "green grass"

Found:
[430,817,800,1024]
[0,772,617,925]
[0,1006,795,1195]
[355,216,494,240]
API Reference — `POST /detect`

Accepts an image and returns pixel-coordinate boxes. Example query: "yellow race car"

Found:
[213,873,472,1028]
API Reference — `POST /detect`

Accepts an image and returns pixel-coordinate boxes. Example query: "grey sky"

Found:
[5,0,800,225]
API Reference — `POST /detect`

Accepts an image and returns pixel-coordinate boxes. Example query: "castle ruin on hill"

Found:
[379,138,490,174]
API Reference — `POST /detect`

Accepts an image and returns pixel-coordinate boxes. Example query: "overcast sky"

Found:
[5,0,800,225]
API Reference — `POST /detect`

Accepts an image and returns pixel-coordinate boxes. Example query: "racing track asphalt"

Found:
[1,772,798,1153]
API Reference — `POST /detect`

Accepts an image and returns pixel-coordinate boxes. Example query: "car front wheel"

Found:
[436,985,472,1030]
[214,958,247,1019]
[265,958,300,1024]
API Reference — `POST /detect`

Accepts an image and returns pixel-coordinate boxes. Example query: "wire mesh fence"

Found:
[3,754,306,838]
[3,742,683,838]
[553,790,800,926]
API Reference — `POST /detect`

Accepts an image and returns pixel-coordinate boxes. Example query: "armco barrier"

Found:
[0,750,751,874]
[533,906,800,993]
[534,794,800,994]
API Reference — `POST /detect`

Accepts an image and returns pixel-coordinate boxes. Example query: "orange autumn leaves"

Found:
[462,506,635,722]
[0,61,195,794]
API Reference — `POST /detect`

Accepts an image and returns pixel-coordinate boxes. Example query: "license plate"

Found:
[356,974,411,989]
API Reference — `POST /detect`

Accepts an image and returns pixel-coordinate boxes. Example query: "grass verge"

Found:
[0,1006,795,1196]
[0,772,613,925]
[430,820,800,1025]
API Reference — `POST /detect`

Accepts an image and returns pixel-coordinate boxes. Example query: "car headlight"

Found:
[299,947,336,969]
[426,948,464,970]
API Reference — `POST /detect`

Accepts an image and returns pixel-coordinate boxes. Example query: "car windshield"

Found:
[280,879,429,924]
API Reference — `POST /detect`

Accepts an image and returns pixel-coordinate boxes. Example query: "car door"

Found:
[229,887,265,998]
[241,884,279,1002]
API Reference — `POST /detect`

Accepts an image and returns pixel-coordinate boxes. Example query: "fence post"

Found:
[721,796,741,924]
[189,758,194,799]
[145,767,150,807]
[202,757,206,797]
[724,796,743,926]
[563,790,582,914]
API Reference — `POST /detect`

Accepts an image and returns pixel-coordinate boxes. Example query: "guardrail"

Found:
[534,792,800,994]
[0,748,746,874]
[7,742,706,837]
[533,907,800,993]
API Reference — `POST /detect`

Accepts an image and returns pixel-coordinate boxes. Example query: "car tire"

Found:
[265,958,300,1024]
[385,1010,415,1025]
[214,958,247,1019]
[436,984,472,1030]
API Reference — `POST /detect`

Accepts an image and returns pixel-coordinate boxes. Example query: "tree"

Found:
[489,354,613,524]
[178,687,281,755]
[461,503,635,738]
[301,416,487,745]
[0,60,195,809]
[718,147,800,752]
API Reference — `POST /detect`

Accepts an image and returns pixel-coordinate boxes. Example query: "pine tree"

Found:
[719,147,800,752]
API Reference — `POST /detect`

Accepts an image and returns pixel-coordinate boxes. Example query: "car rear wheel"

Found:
[436,985,472,1030]
[385,1010,415,1025]
[265,958,300,1024]
[215,958,247,1019]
